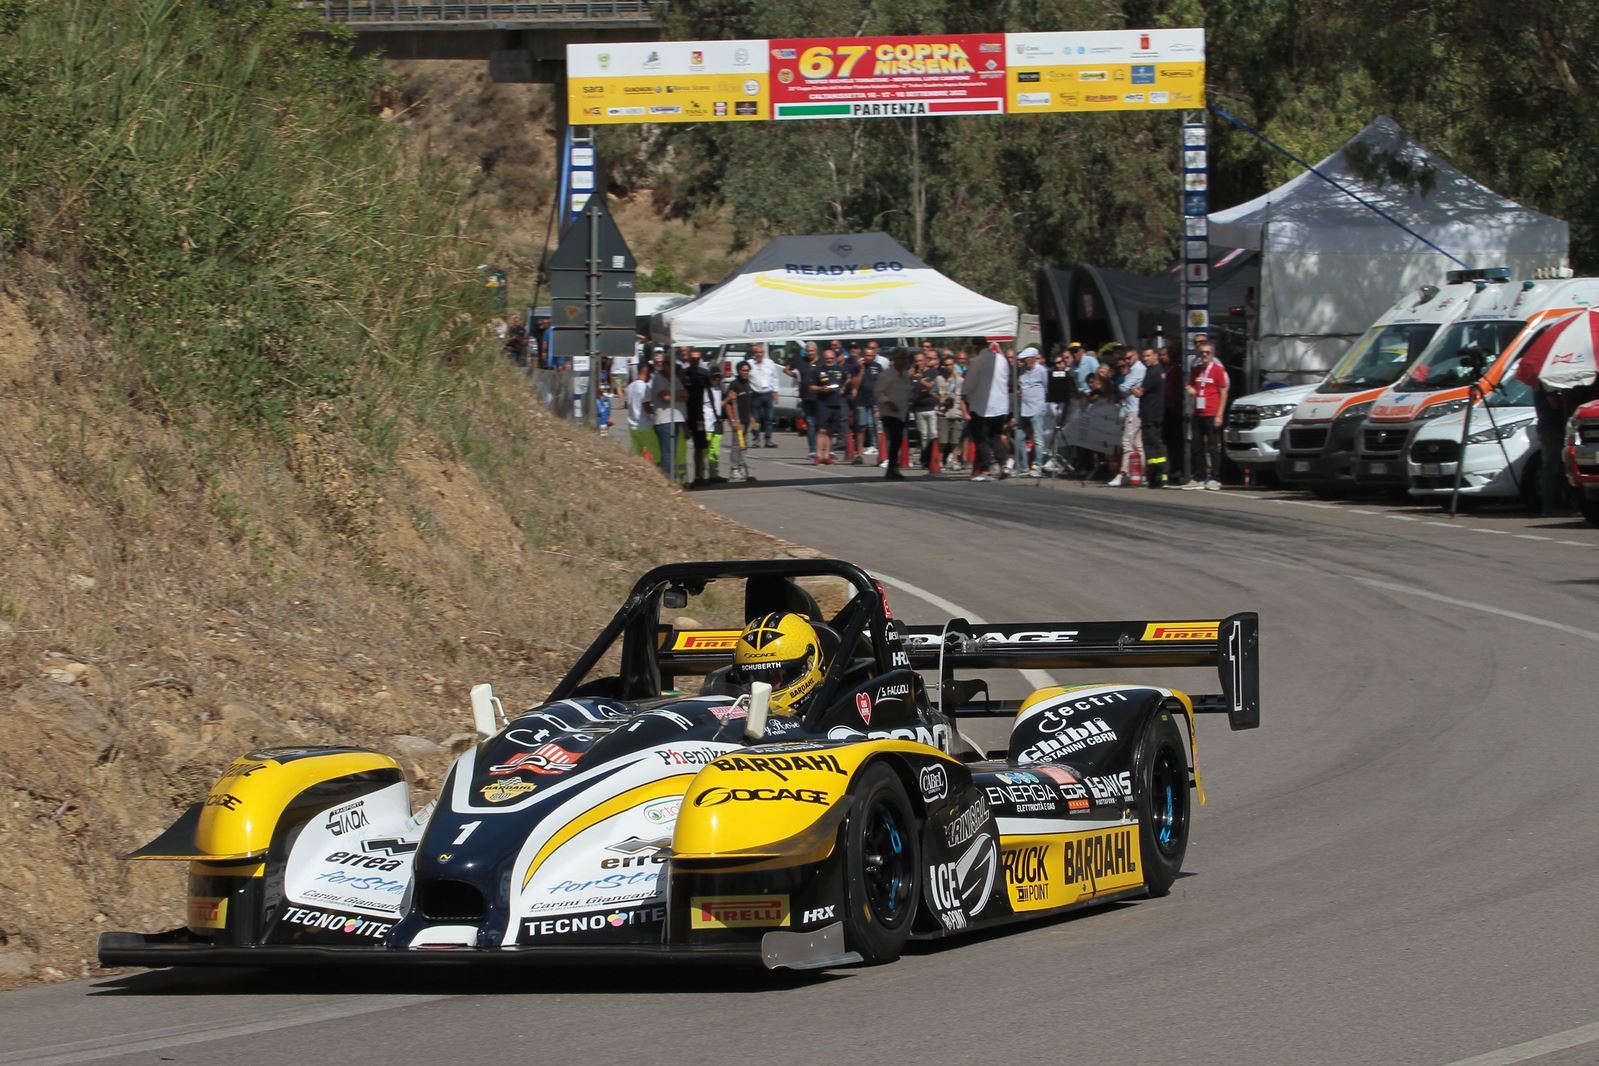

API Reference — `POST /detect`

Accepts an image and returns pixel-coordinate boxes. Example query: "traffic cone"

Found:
[1129,451,1144,486]
[845,422,856,462]
[900,433,911,470]
[929,438,942,474]
[964,440,976,464]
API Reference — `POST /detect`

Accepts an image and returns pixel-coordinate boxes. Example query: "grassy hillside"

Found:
[384,58,743,304]
[0,0,779,985]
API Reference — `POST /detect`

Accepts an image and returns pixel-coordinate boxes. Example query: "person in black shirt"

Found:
[680,347,714,487]
[1043,349,1075,469]
[787,342,822,457]
[1137,347,1168,488]
[810,346,847,465]
[852,347,884,461]
[723,361,757,482]
[504,312,528,368]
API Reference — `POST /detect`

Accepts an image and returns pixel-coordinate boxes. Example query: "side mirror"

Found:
[470,683,506,738]
[663,587,689,610]
[744,681,771,743]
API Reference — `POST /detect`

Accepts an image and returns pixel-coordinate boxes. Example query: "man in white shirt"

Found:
[1016,347,1048,476]
[959,342,1012,481]
[624,363,653,458]
[746,343,783,447]
[1107,347,1146,486]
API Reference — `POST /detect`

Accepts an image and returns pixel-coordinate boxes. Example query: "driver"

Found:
[734,612,826,715]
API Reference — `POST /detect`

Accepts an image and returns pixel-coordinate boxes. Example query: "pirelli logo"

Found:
[669,630,742,652]
[689,895,791,929]
[187,896,228,930]
[1141,622,1220,642]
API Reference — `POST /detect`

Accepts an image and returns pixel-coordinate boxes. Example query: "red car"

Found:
[1566,397,1599,525]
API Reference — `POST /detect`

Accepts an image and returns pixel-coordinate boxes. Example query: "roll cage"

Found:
[547,559,902,730]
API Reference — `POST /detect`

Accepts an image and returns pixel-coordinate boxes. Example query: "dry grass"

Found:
[0,266,791,986]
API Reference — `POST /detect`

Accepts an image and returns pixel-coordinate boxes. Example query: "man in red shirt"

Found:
[1185,341,1229,490]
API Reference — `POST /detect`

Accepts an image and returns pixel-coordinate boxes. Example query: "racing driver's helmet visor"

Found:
[730,647,815,691]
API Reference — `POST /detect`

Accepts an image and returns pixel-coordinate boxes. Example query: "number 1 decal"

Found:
[452,821,481,845]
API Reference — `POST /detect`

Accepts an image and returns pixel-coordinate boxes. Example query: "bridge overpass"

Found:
[314,2,663,81]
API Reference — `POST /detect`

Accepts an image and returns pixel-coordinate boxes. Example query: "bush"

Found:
[0,0,484,436]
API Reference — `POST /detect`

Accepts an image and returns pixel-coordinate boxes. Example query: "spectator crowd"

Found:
[601,334,1231,491]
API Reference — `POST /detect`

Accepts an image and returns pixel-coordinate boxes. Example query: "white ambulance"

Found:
[1275,269,1502,493]
[1354,271,1599,490]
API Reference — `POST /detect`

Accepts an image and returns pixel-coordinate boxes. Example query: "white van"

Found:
[1353,272,1599,490]
[1225,382,1318,470]
[1405,372,1540,508]
[1275,270,1497,492]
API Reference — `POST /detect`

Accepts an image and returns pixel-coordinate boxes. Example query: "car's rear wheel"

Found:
[1135,710,1191,898]
[841,764,920,964]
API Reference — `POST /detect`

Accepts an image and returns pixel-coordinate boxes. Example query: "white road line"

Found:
[1558,540,1593,548]
[1387,514,1420,521]
[1350,509,1377,514]
[1470,528,1513,535]
[1352,576,1599,643]
[1517,534,1553,541]
[1442,1018,1599,1066]
[0,994,452,1066]
[1426,521,1457,528]
[873,571,1057,691]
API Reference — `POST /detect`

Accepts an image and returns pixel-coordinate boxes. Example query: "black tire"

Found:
[1134,710,1191,898]
[1518,454,1543,514]
[1581,490,1599,528]
[841,764,920,964]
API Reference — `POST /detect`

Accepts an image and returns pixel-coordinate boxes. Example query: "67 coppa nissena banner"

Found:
[768,34,1007,120]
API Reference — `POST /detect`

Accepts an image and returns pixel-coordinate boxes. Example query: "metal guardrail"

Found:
[318,2,656,23]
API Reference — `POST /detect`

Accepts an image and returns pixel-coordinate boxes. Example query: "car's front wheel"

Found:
[1135,710,1191,898]
[841,764,920,964]
[1580,488,1599,527]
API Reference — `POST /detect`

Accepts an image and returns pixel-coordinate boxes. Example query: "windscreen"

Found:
[1397,319,1526,392]
[1319,322,1441,394]
[1484,372,1535,408]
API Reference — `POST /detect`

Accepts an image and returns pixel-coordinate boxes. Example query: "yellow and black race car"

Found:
[100,559,1259,971]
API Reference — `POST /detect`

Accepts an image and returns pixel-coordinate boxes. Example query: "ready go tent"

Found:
[1208,115,1569,381]
[654,232,1017,345]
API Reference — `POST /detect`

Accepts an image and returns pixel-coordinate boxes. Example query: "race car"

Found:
[99,558,1259,971]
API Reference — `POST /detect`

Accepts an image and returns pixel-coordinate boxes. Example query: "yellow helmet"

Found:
[735,612,824,715]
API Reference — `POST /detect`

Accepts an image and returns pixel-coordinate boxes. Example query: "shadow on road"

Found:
[88,961,845,997]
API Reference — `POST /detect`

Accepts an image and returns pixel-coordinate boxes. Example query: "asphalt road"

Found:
[6,442,1598,1066]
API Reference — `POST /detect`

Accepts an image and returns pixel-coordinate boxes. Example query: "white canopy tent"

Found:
[654,232,1017,345]
[1209,115,1569,381]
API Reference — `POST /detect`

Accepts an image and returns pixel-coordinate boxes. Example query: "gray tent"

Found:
[1208,115,1569,380]
[1037,248,1260,360]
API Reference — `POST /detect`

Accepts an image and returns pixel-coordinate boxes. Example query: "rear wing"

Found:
[901,613,1260,731]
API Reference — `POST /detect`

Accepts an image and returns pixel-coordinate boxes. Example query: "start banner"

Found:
[568,29,1202,125]
[768,34,1006,120]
